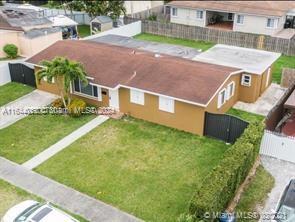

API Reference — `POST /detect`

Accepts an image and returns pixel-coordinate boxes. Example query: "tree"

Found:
[81,0,126,19]
[37,57,88,107]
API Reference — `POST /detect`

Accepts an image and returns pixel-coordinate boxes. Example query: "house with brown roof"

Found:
[26,40,279,135]
[0,6,61,58]
[167,1,295,38]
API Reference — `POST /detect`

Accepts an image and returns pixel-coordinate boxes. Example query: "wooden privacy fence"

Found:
[124,17,295,56]
[260,130,295,163]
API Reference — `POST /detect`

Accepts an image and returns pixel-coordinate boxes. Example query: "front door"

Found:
[109,89,120,110]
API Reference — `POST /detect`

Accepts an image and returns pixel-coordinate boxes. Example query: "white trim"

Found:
[159,96,175,113]
[130,89,145,105]
[196,10,204,20]
[73,80,102,101]
[241,74,252,87]
[236,14,244,25]
[217,88,227,109]
[171,7,178,17]
[266,67,271,87]
[227,81,235,99]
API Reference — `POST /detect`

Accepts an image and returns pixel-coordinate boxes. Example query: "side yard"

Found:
[78,25,91,38]
[35,117,229,222]
[227,108,265,123]
[272,55,295,84]
[0,114,94,164]
[0,82,34,107]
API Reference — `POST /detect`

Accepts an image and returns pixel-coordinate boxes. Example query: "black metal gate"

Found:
[204,112,249,143]
[9,63,36,87]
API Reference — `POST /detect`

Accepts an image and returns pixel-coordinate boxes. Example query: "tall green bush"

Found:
[189,121,264,221]
[3,44,18,59]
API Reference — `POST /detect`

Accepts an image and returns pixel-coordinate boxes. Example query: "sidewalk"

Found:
[22,115,109,170]
[0,157,140,222]
[0,90,57,129]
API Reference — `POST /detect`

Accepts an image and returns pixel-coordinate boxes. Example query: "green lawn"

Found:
[0,82,34,107]
[227,108,265,123]
[36,117,229,222]
[0,179,88,222]
[273,55,295,84]
[78,25,91,38]
[0,114,94,164]
[134,33,215,51]
[236,166,275,222]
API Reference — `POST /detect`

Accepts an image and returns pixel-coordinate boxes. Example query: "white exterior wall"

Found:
[84,21,142,39]
[125,1,163,15]
[0,62,11,86]
[170,7,205,27]
[169,6,286,36]
[233,14,285,35]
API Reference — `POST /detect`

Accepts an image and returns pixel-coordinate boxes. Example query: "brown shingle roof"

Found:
[167,1,295,17]
[27,40,239,106]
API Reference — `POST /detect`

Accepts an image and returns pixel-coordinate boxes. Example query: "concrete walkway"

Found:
[0,157,140,222]
[260,155,295,222]
[23,115,109,170]
[234,84,286,116]
[0,90,58,129]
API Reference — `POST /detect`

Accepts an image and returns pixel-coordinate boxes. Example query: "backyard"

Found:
[0,82,34,107]
[35,117,229,222]
[0,114,94,164]
[134,33,215,51]
[135,33,295,84]
[78,25,91,38]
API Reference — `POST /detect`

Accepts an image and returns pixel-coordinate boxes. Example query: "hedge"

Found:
[189,121,264,221]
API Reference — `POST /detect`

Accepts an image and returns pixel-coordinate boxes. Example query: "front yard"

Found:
[0,114,94,164]
[35,117,229,222]
[0,82,34,107]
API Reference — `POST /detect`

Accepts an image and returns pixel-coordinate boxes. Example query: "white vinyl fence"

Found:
[0,62,11,86]
[84,21,142,40]
[260,130,295,163]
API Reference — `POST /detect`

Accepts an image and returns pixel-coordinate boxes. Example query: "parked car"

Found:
[274,179,295,222]
[1,200,78,222]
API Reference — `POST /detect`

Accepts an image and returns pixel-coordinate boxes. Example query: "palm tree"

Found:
[37,57,88,107]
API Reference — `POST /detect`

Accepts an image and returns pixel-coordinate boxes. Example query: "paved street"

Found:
[0,157,141,222]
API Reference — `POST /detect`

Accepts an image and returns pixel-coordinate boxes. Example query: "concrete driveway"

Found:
[260,155,295,221]
[0,89,58,129]
[234,84,286,116]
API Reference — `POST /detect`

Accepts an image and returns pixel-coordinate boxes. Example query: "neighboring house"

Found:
[167,1,295,37]
[90,16,113,34]
[124,1,163,15]
[26,40,279,135]
[0,6,61,58]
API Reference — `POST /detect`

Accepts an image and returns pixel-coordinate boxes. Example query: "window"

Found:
[130,89,144,105]
[227,81,235,99]
[218,89,227,108]
[228,13,233,21]
[196,10,203,19]
[241,74,251,86]
[172,7,178,17]
[73,79,101,100]
[159,96,174,113]
[266,18,277,28]
[236,14,244,24]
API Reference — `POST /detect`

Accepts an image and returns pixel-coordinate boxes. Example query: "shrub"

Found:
[148,14,157,21]
[51,98,65,108]
[67,98,86,117]
[3,44,18,59]
[189,121,264,221]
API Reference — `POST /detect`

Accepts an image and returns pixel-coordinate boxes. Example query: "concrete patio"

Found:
[234,83,286,116]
